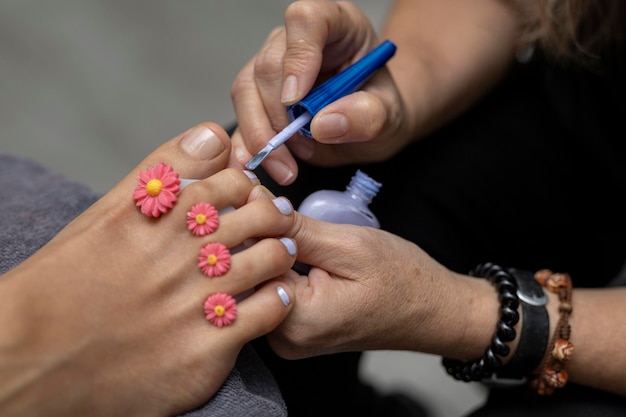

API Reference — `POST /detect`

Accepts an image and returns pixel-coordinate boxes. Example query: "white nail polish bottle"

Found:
[298,169,381,227]
[294,169,381,273]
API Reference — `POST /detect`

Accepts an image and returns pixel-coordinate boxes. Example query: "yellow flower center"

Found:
[195,213,207,225]
[145,179,163,196]
[207,254,218,265]
[214,305,225,317]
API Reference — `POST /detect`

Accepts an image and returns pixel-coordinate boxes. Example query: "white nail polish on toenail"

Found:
[273,197,293,215]
[279,237,296,255]
[277,286,290,306]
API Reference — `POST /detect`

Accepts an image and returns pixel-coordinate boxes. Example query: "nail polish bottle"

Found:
[294,169,381,273]
[297,169,381,227]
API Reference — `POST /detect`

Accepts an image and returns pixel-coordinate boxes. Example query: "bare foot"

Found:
[0,122,296,417]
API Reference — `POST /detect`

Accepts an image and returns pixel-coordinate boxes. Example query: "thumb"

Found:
[288,212,373,275]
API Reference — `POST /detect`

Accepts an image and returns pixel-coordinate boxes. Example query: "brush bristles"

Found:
[245,151,269,170]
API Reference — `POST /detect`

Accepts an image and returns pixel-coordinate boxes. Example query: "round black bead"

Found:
[497,320,517,342]
[500,305,520,326]
[491,335,511,356]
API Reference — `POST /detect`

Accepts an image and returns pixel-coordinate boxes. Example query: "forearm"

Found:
[421,272,626,396]
[567,287,626,396]
[380,0,520,139]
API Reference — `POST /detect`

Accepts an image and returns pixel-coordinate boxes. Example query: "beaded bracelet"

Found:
[442,263,520,381]
[528,269,574,395]
[495,268,549,382]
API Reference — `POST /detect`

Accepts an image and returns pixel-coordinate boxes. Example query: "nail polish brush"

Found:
[245,39,397,170]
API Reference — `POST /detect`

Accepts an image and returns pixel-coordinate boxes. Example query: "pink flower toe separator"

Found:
[198,242,231,277]
[204,292,237,327]
[187,202,219,236]
[133,162,180,217]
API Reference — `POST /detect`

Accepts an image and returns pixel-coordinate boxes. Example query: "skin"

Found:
[0,122,297,417]
[229,0,518,185]
[275,213,626,397]
[228,0,626,398]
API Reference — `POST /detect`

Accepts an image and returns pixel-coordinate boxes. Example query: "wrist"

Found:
[494,268,549,380]
[426,271,500,359]
[443,264,550,383]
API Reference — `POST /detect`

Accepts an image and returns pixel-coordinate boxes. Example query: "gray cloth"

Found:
[0,153,287,416]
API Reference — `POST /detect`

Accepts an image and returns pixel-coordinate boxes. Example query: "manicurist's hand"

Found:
[229,0,409,185]
[0,122,297,417]
[229,0,522,186]
[268,212,498,361]
[270,211,626,398]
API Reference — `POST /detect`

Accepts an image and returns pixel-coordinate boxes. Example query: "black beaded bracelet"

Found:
[442,263,520,382]
[495,268,549,381]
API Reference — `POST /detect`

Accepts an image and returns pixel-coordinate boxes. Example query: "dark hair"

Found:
[515,0,626,68]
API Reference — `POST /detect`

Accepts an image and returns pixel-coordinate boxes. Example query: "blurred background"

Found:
[0,1,487,415]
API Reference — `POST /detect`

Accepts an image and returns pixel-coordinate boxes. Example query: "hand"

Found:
[229,0,411,185]
[268,212,476,360]
[0,122,297,417]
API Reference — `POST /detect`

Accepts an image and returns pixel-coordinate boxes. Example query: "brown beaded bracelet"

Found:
[528,269,574,396]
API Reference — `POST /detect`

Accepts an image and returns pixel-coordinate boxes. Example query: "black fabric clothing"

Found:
[251,49,626,416]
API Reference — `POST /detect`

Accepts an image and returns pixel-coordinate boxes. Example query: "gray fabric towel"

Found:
[0,153,287,416]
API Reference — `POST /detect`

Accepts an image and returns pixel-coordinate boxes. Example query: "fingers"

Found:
[310,90,388,144]
[230,0,381,185]
[230,45,300,185]
[229,122,299,188]
[287,211,382,276]
[281,1,379,104]
[253,29,293,129]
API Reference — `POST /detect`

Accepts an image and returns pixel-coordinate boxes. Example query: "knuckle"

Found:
[284,1,318,22]
[254,42,284,80]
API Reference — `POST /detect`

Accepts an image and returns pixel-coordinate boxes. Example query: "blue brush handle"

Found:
[286,39,397,138]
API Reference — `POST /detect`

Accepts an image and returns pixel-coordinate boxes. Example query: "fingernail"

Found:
[233,145,250,167]
[264,159,294,185]
[273,197,293,215]
[288,138,314,160]
[180,125,225,160]
[316,113,348,140]
[281,75,299,104]
[277,285,291,306]
[279,237,297,256]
